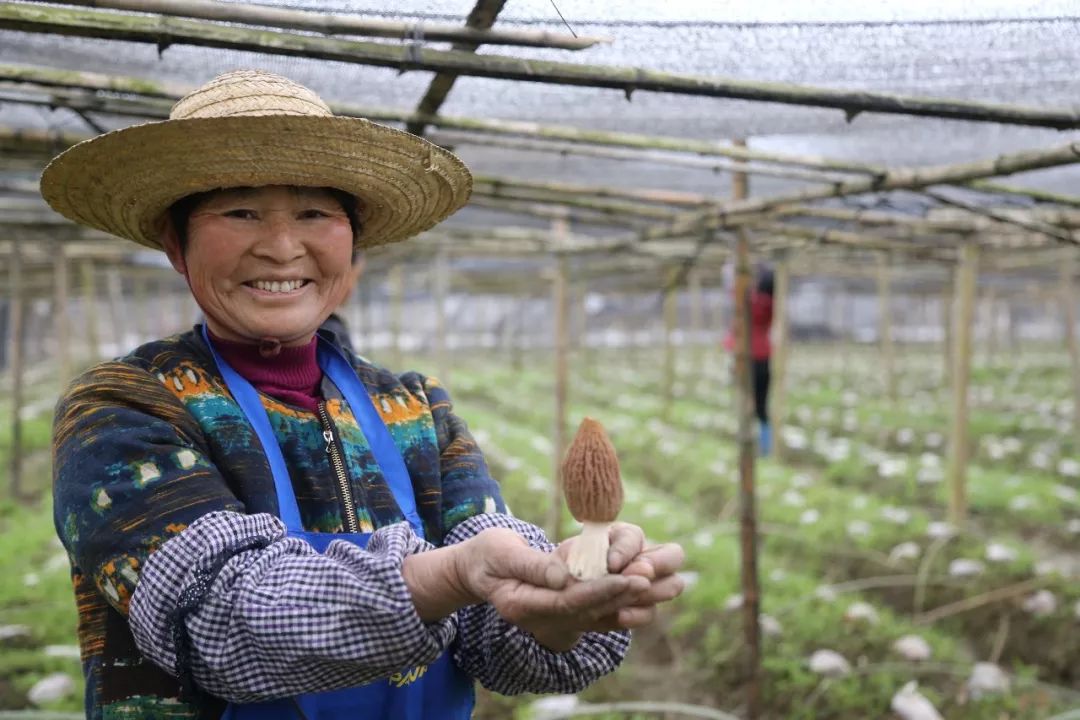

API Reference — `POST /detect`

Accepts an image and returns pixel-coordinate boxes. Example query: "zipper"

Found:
[317,400,361,533]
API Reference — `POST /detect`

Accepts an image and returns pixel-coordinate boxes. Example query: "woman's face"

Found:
[163,186,355,346]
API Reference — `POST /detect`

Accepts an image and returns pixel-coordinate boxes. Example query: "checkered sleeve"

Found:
[128,511,456,703]
[443,513,631,695]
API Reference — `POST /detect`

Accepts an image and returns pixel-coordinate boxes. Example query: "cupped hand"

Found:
[455,527,649,652]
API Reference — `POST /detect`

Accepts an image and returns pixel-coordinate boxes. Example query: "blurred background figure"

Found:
[724,263,775,456]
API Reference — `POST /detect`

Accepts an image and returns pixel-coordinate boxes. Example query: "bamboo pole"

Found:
[689,266,704,375]
[642,141,1080,244]
[474,175,718,209]
[940,275,953,387]
[771,254,791,461]
[48,0,604,49]
[5,5,1079,128]
[132,271,147,346]
[662,266,679,420]
[407,0,506,136]
[105,266,124,354]
[6,233,25,499]
[471,184,681,221]
[946,244,979,528]
[878,254,897,400]
[1060,256,1080,445]
[548,214,570,542]
[731,139,762,720]
[389,264,404,370]
[52,239,70,388]
[79,260,100,363]
[434,242,449,386]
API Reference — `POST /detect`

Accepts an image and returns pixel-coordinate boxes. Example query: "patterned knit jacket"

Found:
[52,329,618,719]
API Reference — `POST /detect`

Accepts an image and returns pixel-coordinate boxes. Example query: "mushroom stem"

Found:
[567,521,611,581]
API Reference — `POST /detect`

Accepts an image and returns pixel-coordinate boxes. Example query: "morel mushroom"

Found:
[561,417,624,580]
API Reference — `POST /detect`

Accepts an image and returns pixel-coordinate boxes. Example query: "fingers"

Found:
[501,543,570,591]
[494,573,648,628]
[620,543,686,580]
[606,522,646,573]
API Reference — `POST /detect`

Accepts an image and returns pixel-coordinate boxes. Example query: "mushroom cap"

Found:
[561,417,624,523]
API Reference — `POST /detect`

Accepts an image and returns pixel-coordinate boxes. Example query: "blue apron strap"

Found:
[200,324,305,533]
[317,338,426,540]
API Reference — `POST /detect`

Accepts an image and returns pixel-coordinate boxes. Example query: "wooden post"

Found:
[106,266,125,354]
[7,234,26,499]
[389,264,404,369]
[80,260,101,363]
[434,241,450,385]
[53,240,71,388]
[947,244,979,528]
[132,271,148,346]
[512,293,525,372]
[662,266,679,419]
[732,139,762,720]
[941,272,953,388]
[1060,256,1080,444]
[689,265,704,375]
[878,253,897,400]
[548,214,570,542]
[771,254,791,460]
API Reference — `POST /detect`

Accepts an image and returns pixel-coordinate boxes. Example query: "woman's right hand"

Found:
[453,528,649,652]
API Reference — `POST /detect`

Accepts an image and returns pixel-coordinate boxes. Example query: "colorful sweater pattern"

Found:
[52,329,506,719]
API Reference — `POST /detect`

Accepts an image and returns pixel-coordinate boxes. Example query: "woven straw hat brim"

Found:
[40,115,472,250]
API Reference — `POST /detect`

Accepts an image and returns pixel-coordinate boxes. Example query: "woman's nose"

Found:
[253,213,305,262]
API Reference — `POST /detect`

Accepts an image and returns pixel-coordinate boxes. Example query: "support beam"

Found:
[6,233,25,499]
[731,139,762,720]
[434,242,450,386]
[878,254,897,400]
[79,260,100,363]
[4,4,1079,128]
[389,264,404,369]
[407,0,507,136]
[1061,256,1080,445]
[770,255,791,461]
[548,215,570,542]
[49,0,604,49]
[53,239,70,388]
[662,266,679,420]
[946,244,979,528]
[689,266,704,375]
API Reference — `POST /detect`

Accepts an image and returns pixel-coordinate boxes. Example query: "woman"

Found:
[44,71,684,720]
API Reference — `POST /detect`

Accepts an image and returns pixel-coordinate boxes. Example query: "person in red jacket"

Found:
[725,266,775,456]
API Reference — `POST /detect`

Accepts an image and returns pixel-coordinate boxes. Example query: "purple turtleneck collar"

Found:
[207,330,323,413]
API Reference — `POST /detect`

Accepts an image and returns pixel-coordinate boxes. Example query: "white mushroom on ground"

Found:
[1053,484,1079,504]
[880,506,912,524]
[889,542,922,565]
[800,509,820,525]
[27,674,76,706]
[1008,495,1037,512]
[676,571,699,591]
[967,662,1010,699]
[1068,519,1080,535]
[693,530,715,548]
[892,635,933,662]
[948,559,986,578]
[1021,590,1058,617]
[760,614,783,638]
[814,585,838,602]
[844,601,880,626]
[891,681,943,720]
[560,418,624,581]
[808,649,851,677]
[530,694,579,720]
[926,521,957,539]
[781,490,806,507]
[985,543,1019,563]
[847,520,872,539]
[724,594,744,612]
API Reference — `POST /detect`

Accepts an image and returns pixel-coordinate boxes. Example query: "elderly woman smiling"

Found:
[43,71,684,720]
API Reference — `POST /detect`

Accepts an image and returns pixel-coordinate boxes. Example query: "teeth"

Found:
[252,280,304,293]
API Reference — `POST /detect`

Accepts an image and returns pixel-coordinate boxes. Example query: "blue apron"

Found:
[201,326,475,720]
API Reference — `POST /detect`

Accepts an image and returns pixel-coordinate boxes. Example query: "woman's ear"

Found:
[158,215,188,276]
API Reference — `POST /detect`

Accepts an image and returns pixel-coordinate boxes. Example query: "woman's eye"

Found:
[298,209,331,219]
[223,209,257,220]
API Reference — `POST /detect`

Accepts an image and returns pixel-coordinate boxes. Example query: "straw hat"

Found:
[40,70,472,250]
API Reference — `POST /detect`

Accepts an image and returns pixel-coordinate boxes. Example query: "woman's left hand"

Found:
[553,522,686,633]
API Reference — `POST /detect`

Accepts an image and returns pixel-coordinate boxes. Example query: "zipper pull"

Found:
[323,429,334,454]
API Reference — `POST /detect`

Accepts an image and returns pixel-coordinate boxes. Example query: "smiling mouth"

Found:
[245,279,311,294]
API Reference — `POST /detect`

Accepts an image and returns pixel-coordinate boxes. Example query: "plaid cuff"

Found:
[443,513,632,695]
[129,511,455,703]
